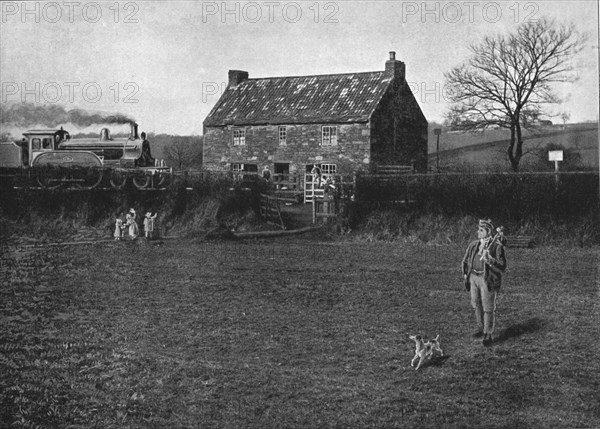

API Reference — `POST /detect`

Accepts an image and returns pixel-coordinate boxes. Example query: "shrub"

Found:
[0,171,266,240]
[348,172,600,245]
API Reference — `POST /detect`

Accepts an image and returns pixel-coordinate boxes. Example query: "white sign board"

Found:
[548,150,563,161]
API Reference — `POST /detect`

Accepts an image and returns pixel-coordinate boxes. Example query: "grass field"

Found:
[1,238,599,428]
[428,123,599,170]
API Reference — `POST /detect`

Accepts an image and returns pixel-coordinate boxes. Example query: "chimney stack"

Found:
[100,127,111,141]
[228,70,249,88]
[130,122,139,140]
[385,51,405,81]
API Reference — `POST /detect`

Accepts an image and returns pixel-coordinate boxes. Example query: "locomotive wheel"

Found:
[75,169,104,189]
[36,169,63,190]
[133,173,151,189]
[109,170,128,190]
[154,172,169,189]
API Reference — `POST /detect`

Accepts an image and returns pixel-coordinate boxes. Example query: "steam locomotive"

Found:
[0,122,171,190]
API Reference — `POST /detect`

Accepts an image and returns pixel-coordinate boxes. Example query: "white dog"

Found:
[409,334,444,370]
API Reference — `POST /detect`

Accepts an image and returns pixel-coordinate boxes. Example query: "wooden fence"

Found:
[504,235,535,248]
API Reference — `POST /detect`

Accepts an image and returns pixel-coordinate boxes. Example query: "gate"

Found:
[259,193,286,229]
[304,173,325,203]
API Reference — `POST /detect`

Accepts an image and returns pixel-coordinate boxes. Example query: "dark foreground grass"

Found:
[1,239,599,428]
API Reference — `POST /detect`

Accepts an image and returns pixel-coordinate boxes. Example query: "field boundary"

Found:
[13,227,325,248]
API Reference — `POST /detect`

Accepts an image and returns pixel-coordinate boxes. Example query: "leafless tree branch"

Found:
[444,17,587,171]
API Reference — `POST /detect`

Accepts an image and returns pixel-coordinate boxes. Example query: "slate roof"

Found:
[203,71,394,127]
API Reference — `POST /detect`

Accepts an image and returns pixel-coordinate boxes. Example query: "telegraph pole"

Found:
[434,128,442,171]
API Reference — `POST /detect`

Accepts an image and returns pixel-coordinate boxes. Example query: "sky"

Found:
[1,0,598,136]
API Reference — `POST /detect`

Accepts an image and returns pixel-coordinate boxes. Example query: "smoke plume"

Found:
[0,103,135,128]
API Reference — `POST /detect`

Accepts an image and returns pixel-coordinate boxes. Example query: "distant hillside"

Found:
[427,123,598,171]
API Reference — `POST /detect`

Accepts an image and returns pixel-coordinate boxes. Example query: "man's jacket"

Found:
[461,239,507,291]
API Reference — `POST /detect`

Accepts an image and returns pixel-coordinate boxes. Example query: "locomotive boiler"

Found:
[0,122,171,190]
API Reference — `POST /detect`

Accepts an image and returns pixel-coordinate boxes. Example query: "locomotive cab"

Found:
[23,128,71,166]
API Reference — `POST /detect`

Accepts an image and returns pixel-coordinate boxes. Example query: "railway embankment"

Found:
[2,170,600,247]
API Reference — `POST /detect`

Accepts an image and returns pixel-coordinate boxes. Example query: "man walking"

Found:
[462,219,507,345]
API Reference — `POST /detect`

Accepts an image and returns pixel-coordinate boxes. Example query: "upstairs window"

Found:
[278,126,287,146]
[232,129,245,146]
[322,126,337,146]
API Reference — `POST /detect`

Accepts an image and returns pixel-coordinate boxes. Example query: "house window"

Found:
[232,129,245,146]
[322,126,337,146]
[245,164,258,173]
[278,126,287,145]
[231,163,256,181]
[320,163,337,176]
[321,163,337,183]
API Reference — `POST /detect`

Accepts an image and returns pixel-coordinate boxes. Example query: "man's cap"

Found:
[479,218,494,232]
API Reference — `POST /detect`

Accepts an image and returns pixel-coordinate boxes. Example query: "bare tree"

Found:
[444,18,586,171]
[163,137,203,170]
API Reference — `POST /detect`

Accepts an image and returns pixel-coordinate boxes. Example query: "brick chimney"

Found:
[385,51,405,81]
[228,70,249,88]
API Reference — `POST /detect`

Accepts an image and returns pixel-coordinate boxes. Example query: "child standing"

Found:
[143,212,157,239]
[126,209,139,240]
[114,218,124,240]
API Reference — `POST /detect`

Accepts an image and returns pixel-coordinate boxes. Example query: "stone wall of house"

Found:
[203,122,371,181]
[370,80,429,172]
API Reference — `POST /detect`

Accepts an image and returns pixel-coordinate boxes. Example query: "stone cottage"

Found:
[202,52,428,184]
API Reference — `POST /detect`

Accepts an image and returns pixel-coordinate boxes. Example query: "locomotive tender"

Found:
[0,122,170,189]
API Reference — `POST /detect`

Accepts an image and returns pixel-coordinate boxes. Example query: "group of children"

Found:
[114,208,158,241]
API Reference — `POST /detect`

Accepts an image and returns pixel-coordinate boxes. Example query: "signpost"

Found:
[434,128,441,171]
[548,150,563,189]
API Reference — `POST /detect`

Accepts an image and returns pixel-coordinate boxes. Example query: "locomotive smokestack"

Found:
[130,122,139,140]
